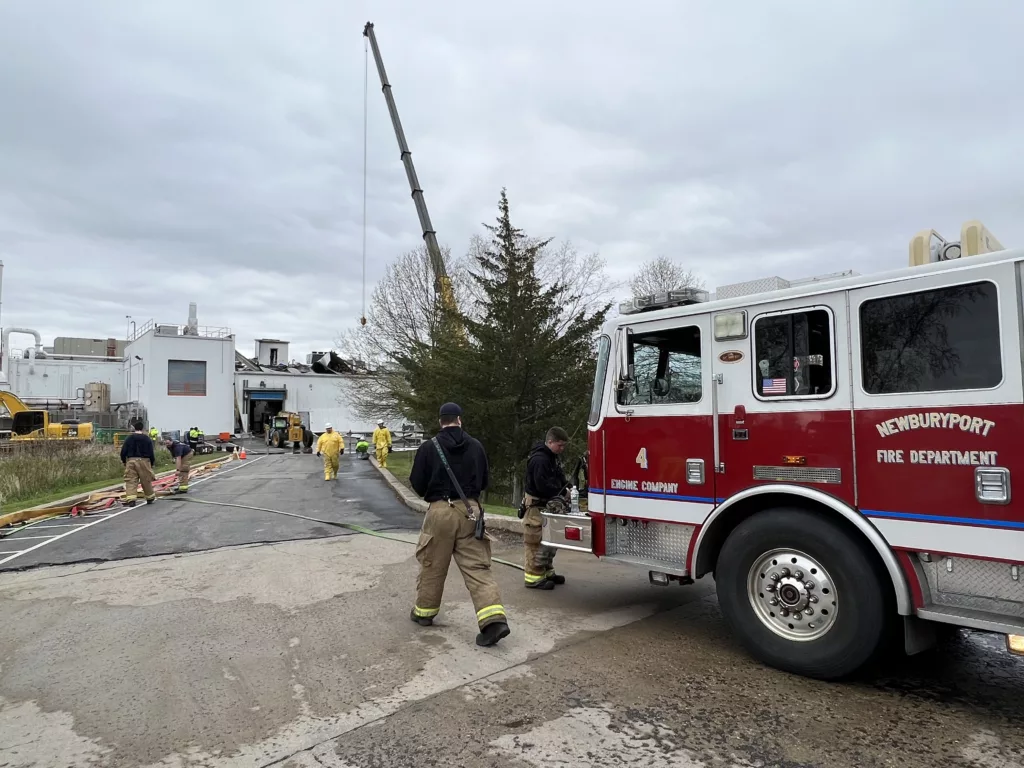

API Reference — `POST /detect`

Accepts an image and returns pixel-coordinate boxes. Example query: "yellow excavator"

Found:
[0,390,94,442]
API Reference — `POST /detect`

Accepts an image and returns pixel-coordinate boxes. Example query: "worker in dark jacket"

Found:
[164,437,194,494]
[523,426,570,589]
[120,419,156,507]
[408,402,509,648]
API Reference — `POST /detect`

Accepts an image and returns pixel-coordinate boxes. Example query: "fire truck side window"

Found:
[619,326,702,407]
[860,280,1001,394]
[753,309,834,398]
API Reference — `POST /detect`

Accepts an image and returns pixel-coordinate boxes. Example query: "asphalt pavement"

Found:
[1,451,1023,767]
[0,450,420,571]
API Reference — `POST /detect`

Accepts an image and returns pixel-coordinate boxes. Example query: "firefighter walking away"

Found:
[408,402,510,647]
[316,423,344,480]
[121,419,157,507]
[522,427,571,589]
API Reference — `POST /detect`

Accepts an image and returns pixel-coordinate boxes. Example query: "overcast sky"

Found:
[1,0,1021,360]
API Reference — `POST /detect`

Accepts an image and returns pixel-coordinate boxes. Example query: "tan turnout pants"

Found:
[523,494,558,586]
[413,500,506,629]
[124,458,156,502]
[176,454,192,491]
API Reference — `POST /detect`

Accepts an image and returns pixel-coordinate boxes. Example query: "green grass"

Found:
[0,447,225,514]
[384,449,519,517]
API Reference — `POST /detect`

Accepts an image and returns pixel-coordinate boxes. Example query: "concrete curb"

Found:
[369,456,523,534]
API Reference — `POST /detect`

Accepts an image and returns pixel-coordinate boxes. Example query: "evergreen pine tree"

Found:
[461,190,609,499]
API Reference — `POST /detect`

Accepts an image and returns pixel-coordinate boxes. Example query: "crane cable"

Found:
[359,35,369,327]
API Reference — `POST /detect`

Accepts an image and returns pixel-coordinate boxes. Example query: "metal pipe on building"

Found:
[1,327,43,382]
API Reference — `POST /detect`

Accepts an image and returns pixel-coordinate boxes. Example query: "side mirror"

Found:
[616,330,633,389]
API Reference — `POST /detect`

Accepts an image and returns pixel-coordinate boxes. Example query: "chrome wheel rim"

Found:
[747,549,838,641]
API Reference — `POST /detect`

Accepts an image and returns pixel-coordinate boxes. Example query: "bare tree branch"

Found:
[629,255,706,298]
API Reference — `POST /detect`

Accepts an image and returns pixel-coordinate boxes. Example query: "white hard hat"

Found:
[325,423,333,429]
[378,419,385,424]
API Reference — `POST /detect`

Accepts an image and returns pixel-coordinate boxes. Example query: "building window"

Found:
[618,325,702,407]
[168,360,207,396]
[860,281,1002,394]
[270,348,279,366]
[753,308,834,398]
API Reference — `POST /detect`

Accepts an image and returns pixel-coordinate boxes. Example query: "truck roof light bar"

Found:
[619,288,709,316]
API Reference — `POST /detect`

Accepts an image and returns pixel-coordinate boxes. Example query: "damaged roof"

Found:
[234,350,370,376]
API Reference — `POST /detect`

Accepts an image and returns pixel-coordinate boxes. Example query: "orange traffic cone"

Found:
[238,446,247,460]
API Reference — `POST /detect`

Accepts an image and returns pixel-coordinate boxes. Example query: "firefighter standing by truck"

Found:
[120,419,157,507]
[316,423,344,480]
[372,419,392,468]
[164,436,194,494]
[408,402,510,648]
[522,427,571,589]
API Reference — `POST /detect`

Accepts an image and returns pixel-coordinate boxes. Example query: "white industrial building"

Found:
[0,304,378,438]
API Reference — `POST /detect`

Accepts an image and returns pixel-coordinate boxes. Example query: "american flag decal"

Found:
[762,378,787,394]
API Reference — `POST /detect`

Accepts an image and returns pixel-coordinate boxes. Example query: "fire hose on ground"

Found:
[1,461,526,571]
[174,496,525,571]
[0,456,235,535]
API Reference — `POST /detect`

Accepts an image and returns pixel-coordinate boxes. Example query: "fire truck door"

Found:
[602,314,717,528]
[711,296,856,506]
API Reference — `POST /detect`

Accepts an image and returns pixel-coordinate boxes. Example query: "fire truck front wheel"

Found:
[716,508,890,680]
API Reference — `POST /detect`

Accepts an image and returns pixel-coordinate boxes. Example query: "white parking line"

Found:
[0,535,59,541]
[0,455,267,568]
[16,523,90,529]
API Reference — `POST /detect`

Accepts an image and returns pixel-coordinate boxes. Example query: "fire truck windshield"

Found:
[588,335,611,426]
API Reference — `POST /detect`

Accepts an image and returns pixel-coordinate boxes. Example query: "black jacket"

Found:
[410,427,489,502]
[525,442,567,500]
[120,433,156,466]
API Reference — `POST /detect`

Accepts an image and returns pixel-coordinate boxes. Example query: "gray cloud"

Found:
[1,0,1021,357]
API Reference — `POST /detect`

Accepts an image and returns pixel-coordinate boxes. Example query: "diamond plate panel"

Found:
[920,556,1024,618]
[753,466,841,484]
[716,276,791,300]
[604,518,694,566]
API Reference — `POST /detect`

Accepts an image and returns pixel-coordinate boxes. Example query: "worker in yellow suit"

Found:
[372,419,392,468]
[316,423,344,480]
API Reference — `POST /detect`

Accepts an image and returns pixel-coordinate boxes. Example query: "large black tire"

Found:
[716,507,891,680]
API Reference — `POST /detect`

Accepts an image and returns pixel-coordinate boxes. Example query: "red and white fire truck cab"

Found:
[543,221,1024,679]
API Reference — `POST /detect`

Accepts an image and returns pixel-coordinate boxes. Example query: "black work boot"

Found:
[409,609,433,627]
[548,573,566,585]
[124,500,137,508]
[476,621,510,647]
[526,579,555,590]
[146,498,156,505]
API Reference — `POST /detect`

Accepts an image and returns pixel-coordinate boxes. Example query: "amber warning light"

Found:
[782,456,807,465]
[564,526,583,542]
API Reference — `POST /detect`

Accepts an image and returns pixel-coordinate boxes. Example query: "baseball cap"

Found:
[439,402,462,418]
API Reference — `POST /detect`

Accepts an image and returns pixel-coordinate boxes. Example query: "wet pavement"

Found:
[1,454,1022,767]
[0,451,420,571]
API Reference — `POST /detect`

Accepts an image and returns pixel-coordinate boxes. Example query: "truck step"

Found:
[602,554,690,579]
[917,605,1024,635]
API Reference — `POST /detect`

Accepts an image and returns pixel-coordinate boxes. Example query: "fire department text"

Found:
[875,412,996,438]
[876,449,998,465]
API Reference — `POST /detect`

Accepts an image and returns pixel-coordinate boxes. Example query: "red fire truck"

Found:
[543,221,1024,679]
